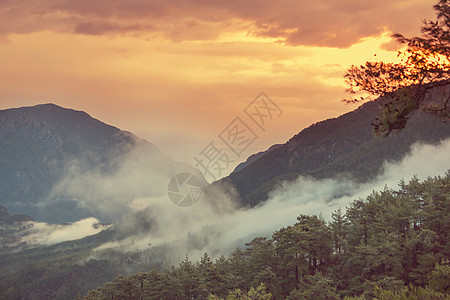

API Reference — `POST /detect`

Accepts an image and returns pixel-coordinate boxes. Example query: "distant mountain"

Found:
[232,144,282,173]
[0,205,33,225]
[219,87,450,207]
[0,104,202,223]
[0,206,34,251]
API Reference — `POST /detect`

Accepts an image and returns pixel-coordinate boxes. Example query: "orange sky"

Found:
[0,0,437,177]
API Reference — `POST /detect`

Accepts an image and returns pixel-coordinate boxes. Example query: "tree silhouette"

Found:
[344,0,450,136]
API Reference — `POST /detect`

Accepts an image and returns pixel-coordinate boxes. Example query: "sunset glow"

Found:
[0,0,436,173]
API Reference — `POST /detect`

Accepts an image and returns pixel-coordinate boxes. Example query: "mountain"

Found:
[219,88,450,207]
[232,144,282,173]
[0,206,34,250]
[0,94,449,299]
[0,103,202,223]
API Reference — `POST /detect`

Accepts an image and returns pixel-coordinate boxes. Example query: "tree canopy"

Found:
[344,0,450,136]
[83,172,450,299]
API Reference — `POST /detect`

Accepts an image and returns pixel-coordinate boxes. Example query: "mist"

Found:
[87,137,450,266]
[38,141,205,223]
[17,135,449,263]
[20,217,110,245]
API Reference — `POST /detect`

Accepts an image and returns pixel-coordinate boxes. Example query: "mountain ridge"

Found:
[217,86,450,207]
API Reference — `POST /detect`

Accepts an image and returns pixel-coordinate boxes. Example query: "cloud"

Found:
[38,140,206,223]
[0,0,436,47]
[74,21,153,36]
[21,217,110,245]
[16,136,448,265]
[89,137,450,266]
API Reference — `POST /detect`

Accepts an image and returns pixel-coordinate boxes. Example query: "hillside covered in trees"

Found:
[82,173,450,299]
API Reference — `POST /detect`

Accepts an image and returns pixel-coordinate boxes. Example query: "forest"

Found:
[83,173,450,299]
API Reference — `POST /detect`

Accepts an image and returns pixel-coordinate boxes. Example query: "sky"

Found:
[0,0,437,175]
